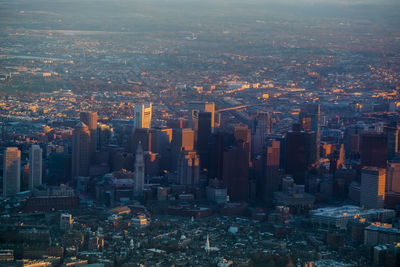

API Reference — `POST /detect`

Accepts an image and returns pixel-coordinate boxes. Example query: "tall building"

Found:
[285,130,316,184]
[188,101,215,130]
[144,151,160,176]
[222,141,249,202]
[129,128,157,153]
[360,167,386,209]
[28,145,42,190]
[0,122,5,141]
[72,122,91,178]
[3,147,21,197]
[134,142,145,197]
[384,122,399,160]
[97,123,111,150]
[155,127,173,171]
[134,103,152,129]
[234,124,251,161]
[252,112,271,156]
[170,128,195,170]
[80,111,98,155]
[386,162,400,193]
[208,131,235,180]
[299,103,321,164]
[177,151,200,185]
[197,112,212,168]
[263,139,281,202]
[361,132,387,168]
[156,127,173,153]
[344,124,364,160]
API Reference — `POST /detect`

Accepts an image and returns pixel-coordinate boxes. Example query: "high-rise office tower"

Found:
[263,139,280,202]
[188,101,215,130]
[234,124,251,161]
[361,132,387,168]
[252,112,271,157]
[155,127,173,171]
[197,112,212,168]
[171,129,194,152]
[144,151,160,176]
[344,125,363,159]
[97,123,111,150]
[177,151,200,185]
[0,122,5,141]
[155,127,173,154]
[28,144,42,190]
[222,141,249,202]
[129,128,157,153]
[234,124,251,144]
[134,103,152,129]
[386,162,400,193]
[285,130,316,184]
[134,142,145,197]
[384,122,399,160]
[80,111,98,156]
[3,147,21,197]
[208,131,235,180]
[72,122,91,178]
[299,103,321,164]
[174,128,194,170]
[360,167,386,209]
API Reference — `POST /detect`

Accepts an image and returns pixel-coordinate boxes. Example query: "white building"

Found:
[310,205,395,229]
[29,145,42,190]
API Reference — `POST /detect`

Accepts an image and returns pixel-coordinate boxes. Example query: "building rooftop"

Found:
[310,205,395,219]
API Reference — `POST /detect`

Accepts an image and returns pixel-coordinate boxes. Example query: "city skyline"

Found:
[0,0,399,266]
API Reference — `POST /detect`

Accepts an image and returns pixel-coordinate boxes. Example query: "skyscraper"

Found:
[263,139,281,202]
[3,147,21,197]
[155,127,173,171]
[234,124,251,161]
[222,141,249,202]
[134,142,145,197]
[72,122,91,178]
[28,144,42,190]
[285,130,316,184]
[97,123,111,151]
[129,128,157,153]
[360,167,386,209]
[252,112,271,156]
[386,162,400,193]
[177,151,200,185]
[80,111,98,155]
[197,112,212,168]
[361,132,387,168]
[207,131,235,180]
[299,103,321,164]
[134,103,152,129]
[170,128,195,170]
[384,122,399,160]
[188,101,215,130]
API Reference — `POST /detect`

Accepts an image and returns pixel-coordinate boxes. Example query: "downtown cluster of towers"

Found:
[2,101,325,203]
[2,99,394,209]
[66,101,324,203]
[8,100,390,210]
